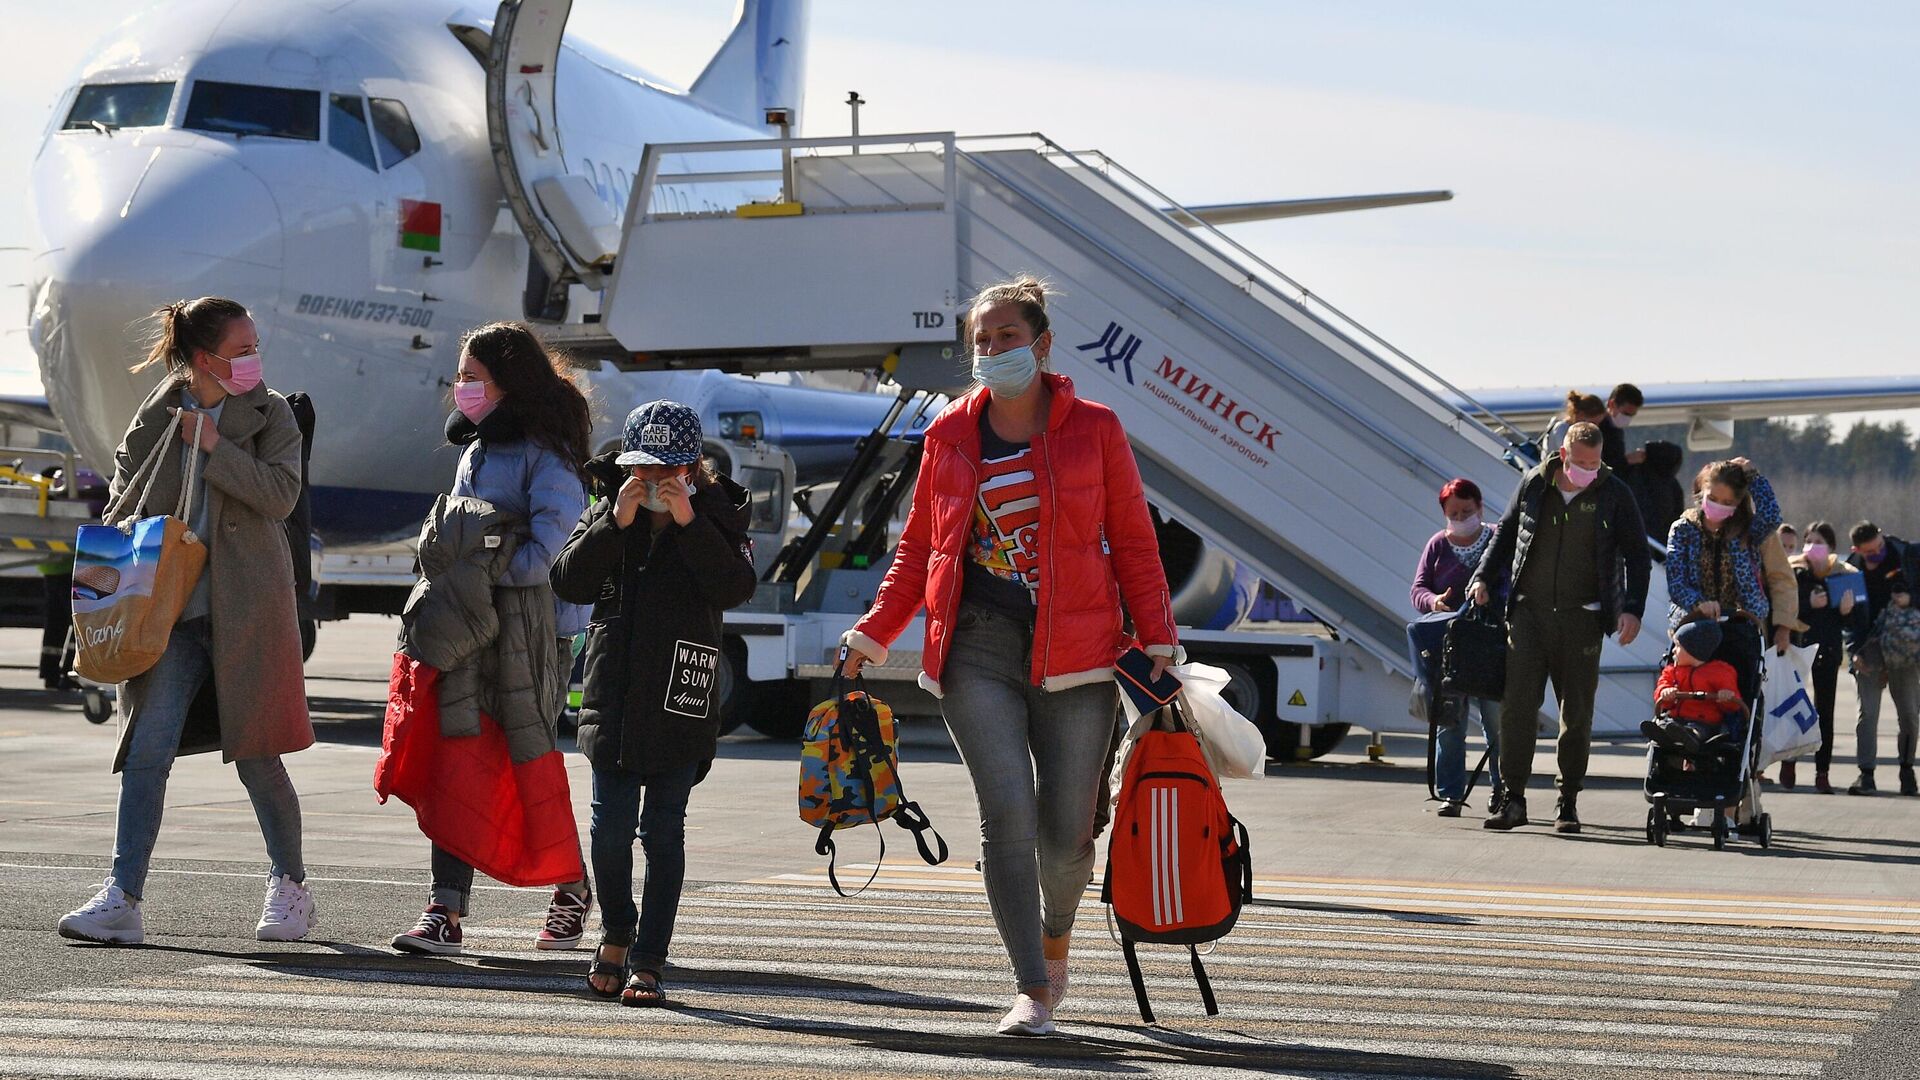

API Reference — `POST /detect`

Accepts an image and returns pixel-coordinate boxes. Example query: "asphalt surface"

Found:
[0,616,1916,1078]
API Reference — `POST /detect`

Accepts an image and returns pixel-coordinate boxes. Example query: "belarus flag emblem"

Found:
[399,199,442,252]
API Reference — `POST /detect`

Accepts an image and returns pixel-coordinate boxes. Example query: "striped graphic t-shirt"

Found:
[960,413,1041,621]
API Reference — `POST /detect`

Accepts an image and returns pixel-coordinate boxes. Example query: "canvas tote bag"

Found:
[71,410,211,683]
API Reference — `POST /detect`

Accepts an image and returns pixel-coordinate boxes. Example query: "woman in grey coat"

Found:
[58,297,315,946]
[390,322,596,956]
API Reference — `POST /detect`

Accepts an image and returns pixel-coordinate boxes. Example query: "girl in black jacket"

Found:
[550,400,758,1006]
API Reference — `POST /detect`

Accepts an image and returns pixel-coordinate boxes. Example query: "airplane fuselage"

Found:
[27,0,799,544]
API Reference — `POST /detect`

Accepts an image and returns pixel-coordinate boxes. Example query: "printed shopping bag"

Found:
[1760,642,1822,767]
[71,411,209,683]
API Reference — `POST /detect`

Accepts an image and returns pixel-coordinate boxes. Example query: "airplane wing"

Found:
[1461,376,1920,452]
[1464,376,1920,428]
[1165,190,1452,227]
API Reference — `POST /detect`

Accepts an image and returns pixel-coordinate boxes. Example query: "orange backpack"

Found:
[1102,707,1252,1023]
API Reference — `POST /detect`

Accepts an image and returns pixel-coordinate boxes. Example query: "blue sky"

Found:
[4,0,1915,422]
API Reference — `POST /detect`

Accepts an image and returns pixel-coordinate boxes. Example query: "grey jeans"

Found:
[939,604,1121,992]
[1856,664,1920,772]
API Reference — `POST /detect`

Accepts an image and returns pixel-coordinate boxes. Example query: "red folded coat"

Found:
[375,654,583,888]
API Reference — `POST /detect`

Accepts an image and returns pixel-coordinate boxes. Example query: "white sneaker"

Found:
[57,881,144,945]
[255,874,315,942]
[996,993,1055,1036]
[1046,956,1070,1011]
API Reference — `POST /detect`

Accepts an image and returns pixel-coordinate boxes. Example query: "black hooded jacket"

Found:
[1623,439,1686,541]
[550,456,758,777]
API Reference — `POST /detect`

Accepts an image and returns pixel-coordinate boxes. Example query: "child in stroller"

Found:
[1642,616,1774,850]
[1643,620,1744,754]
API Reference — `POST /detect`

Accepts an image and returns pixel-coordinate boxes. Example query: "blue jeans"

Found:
[590,761,699,973]
[112,618,304,900]
[1435,696,1502,803]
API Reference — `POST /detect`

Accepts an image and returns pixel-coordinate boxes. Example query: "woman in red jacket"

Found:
[839,277,1180,1036]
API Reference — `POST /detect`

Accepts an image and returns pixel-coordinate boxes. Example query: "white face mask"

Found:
[635,474,690,513]
[972,343,1040,397]
[1611,411,1634,430]
[1446,513,1482,540]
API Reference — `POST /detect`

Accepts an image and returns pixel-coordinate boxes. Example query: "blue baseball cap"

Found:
[617,400,703,467]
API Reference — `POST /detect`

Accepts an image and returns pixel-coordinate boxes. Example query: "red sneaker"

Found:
[535,886,592,951]
[392,904,462,956]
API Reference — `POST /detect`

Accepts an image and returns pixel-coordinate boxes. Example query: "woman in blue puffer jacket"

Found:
[389,322,596,957]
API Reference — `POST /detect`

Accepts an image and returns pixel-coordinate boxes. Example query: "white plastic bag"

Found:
[1114,661,1266,781]
[1760,642,1822,767]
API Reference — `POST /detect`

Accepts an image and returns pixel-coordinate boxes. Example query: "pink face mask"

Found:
[1803,542,1831,564]
[1701,498,1737,523]
[1561,457,1600,489]
[454,380,498,423]
[213,352,263,396]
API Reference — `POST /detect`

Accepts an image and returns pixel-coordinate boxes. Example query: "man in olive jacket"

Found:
[1470,422,1650,834]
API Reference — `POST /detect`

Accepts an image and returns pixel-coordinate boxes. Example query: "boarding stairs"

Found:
[570,133,1669,736]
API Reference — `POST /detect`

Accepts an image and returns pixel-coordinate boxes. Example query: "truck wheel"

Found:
[1193,656,1269,728]
[718,639,811,740]
[1266,721,1352,762]
[716,641,750,736]
[744,680,810,740]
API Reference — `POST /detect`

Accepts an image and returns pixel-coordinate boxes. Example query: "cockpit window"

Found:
[184,81,319,140]
[63,83,174,130]
[368,98,420,168]
[328,94,377,171]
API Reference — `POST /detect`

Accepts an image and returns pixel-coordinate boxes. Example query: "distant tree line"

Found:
[1635,417,1918,540]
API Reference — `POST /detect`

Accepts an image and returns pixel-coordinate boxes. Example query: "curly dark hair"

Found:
[457,322,591,478]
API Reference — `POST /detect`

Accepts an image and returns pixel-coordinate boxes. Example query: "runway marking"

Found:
[10,879,1917,1078]
[760,867,1920,933]
[0,1015,1838,1077]
[108,968,1890,1022]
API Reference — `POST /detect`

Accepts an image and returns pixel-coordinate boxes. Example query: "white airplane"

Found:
[24,0,895,548]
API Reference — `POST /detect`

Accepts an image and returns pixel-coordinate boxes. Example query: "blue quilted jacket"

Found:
[1664,474,1782,633]
[454,435,590,637]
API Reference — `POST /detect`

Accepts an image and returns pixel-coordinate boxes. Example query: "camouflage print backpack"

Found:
[1876,604,1920,669]
[799,654,947,895]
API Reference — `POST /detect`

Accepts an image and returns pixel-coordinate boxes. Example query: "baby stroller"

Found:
[1642,617,1772,851]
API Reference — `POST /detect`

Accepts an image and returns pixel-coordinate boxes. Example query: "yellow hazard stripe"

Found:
[6,538,73,552]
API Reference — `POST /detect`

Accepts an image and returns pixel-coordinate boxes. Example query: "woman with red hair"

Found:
[1411,477,1505,815]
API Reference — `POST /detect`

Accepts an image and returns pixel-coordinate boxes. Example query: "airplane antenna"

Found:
[847,91,865,154]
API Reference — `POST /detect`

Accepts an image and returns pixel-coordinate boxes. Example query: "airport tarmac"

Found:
[2,615,1916,1078]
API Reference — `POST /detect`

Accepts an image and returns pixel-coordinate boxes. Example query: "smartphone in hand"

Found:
[1115,646,1181,716]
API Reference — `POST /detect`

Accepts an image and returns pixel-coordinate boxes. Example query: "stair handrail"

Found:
[956,133,1536,455]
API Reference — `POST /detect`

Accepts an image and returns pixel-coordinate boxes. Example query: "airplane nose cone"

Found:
[29,140,284,471]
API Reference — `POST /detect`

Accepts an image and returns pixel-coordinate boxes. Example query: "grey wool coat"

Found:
[396,494,564,764]
[109,375,314,772]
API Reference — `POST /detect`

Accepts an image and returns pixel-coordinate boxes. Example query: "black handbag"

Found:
[1440,602,1508,701]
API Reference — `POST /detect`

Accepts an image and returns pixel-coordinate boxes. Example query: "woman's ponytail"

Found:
[134,297,248,376]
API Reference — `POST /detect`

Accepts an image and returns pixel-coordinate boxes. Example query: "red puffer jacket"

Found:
[847,374,1180,696]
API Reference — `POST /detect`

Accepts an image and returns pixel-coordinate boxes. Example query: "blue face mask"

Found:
[972,343,1040,397]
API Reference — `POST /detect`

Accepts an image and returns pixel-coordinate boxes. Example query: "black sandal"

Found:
[620,968,667,1007]
[586,942,627,999]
